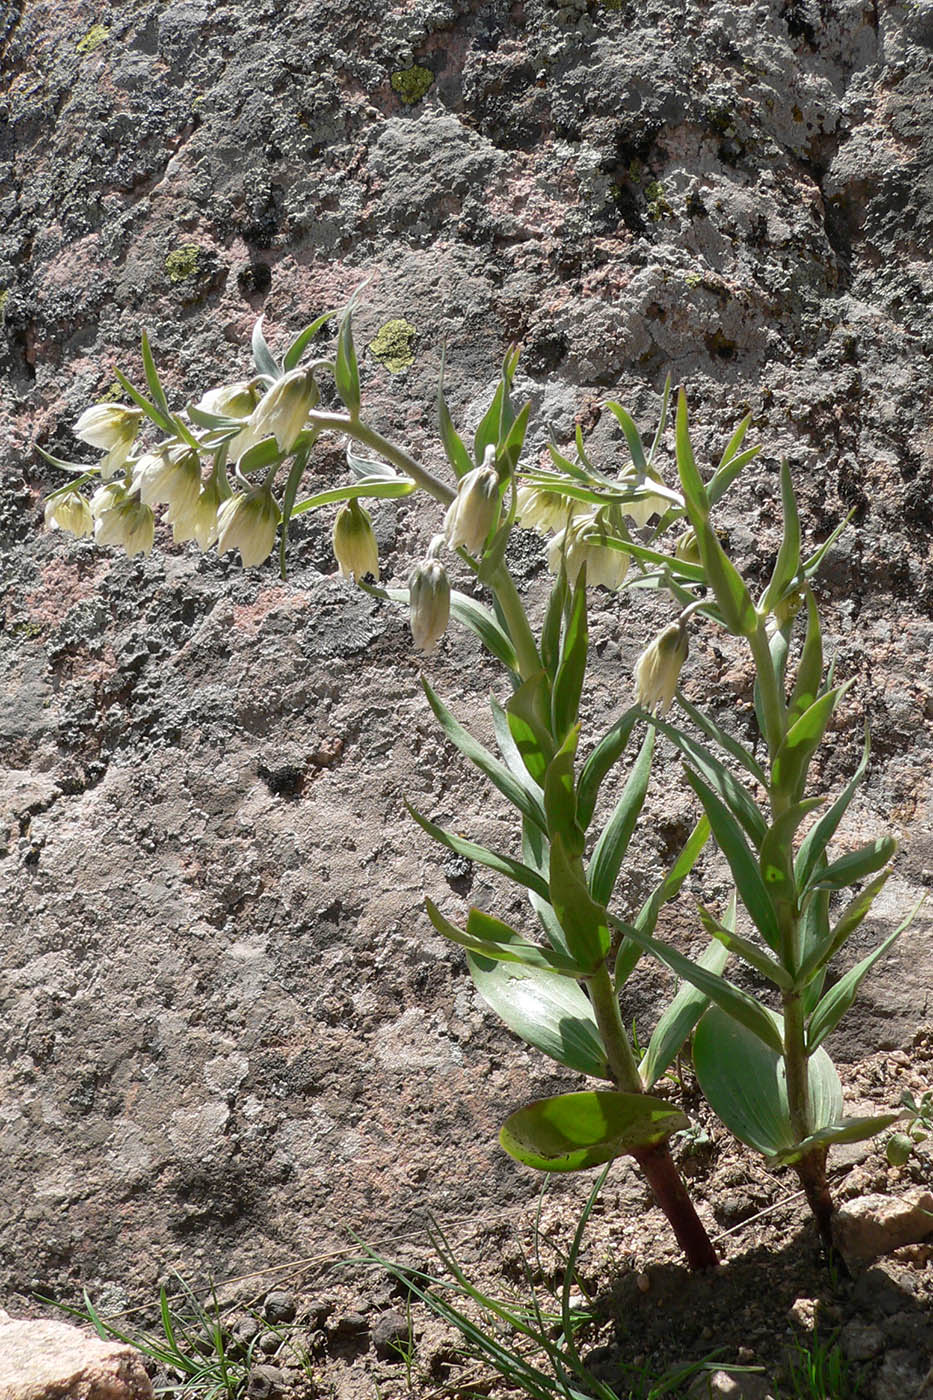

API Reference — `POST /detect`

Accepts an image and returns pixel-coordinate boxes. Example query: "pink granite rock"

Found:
[0,1316,152,1400]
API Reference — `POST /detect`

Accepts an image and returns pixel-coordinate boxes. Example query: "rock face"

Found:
[0,0,931,1304]
[0,1316,153,1400]
[835,1190,933,1263]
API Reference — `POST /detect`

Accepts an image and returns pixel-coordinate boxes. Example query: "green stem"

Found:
[588,965,643,1092]
[782,987,811,1145]
[748,621,786,769]
[489,566,541,683]
[307,412,455,506]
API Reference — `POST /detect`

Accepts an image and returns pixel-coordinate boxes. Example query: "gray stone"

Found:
[835,1191,933,1264]
[371,1310,411,1360]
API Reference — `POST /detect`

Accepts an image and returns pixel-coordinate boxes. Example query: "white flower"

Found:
[515,484,576,536]
[618,472,675,528]
[634,622,689,714]
[233,368,317,460]
[673,527,700,564]
[408,558,450,652]
[333,499,379,580]
[44,491,93,538]
[167,473,226,551]
[194,381,260,420]
[93,487,155,558]
[216,486,280,567]
[443,454,500,555]
[73,404,142,479]
[133,445,202,514]
[547,513,629,590]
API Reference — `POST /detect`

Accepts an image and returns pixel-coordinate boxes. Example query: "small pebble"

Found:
[636,1272,651,1293]
[263,1290,297,1324]
[258,1331,281,1356]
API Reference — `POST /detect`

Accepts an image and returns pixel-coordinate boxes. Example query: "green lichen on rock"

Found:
[368,319,417,374]
[76,24,110,54]
[644,181,673,221]
[164,246,203,283]
[0,289,8,320]
[390,66,434,105]
[98,380,125,402]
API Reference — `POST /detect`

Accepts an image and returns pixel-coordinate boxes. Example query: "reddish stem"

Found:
[632,1142,719,1270]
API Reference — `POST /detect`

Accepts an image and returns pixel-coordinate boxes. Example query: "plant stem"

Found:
[489,566,542,682]
[794,1146,836,1255]
[307,412,456,507]
[748,620,786,769]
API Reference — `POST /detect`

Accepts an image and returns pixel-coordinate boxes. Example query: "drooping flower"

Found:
[167,471,226,552]
[633,622,689,714]
[232,368,317,460]
[44,490,93,538]
[92,484,155,558]
[444,453,500,555]
[515,484,576,536]
[73,404,143,479]
[408,558,450,652]
[216,485,280,567]
[547,512,629,590]
[618,471,675,528]
[193,381,261,420]
[133,445,202,515]
[332,499,379,580]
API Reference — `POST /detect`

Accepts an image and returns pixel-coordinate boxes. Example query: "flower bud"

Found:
[408,558,450,652]
[547,512,629,590]
[194,381,261,420]
[44,490,93,538]
[134,445,202,514]
[444,456,500,555]
[92,485,155,558]
[216,485,280,567]
[73,404,143,479]
[673,527,700,564]
[168,471,225,552]
[233,368,317,459]
[633,622,689,714]
[333,499,379,580]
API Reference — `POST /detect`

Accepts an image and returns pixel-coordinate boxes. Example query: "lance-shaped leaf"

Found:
[421,678,547,833]
[505,672,554,786]
[449,591,520,677]
[795,728,870,889]
[788,589,823,726]
[797,869,892,984]
[648,712,766,846]
[543,728,585,859]
[684,767,781,951]
[674,389,710,518]
[113,367,174,435]
[801,509,855,581]
[604,400,647,472]
[758,799,824,913]
[497,400,531,477]
[599,536,705,583]
[693,1006,843,1158]
[467,944,610,1078]
[522,819,571,958]
[639,938,730,1089]
[673,691,768,787]
[474,348,518,465]
[697,903,792,990]
[769,1112,904,1166]
[237,436,283,474]
[577,706,640,831]
[334,308,361,418]
[588,726,654,907]
[291,478,416,515]
[799,882,830,1014]
[771,684,849,802]
[633,816,711,941]
[695,517,759,638]
[551,570,588,744]
[806,902,920,1053]
[251,315,281,378]
[282,311,335,371]
[759,462,801,614]
[540,570,567,680]
[500,1090,688,1173]
[406,802,550,901]
[490,696,545,801]
[809,837,896,894]
[424,900,589,977]
[549,833,610,968]
[140,331,171,417]
[277,439,314,580]
[616,917,784,1053]
[437,344,474,479]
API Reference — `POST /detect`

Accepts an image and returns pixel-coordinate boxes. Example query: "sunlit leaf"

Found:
[500,1090,688,1172]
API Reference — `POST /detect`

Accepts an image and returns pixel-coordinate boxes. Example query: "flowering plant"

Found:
[41,300,918,1268]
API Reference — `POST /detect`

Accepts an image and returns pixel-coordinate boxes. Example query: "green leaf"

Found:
[497,400,531,477]
[500,1090,689,1173]
[540,571,567,681]
[506,673,555,786]
[788,589,823,726]
[334,308,361,418]
[237,436,283,474]
[617,919,784,1053]
[801,509,855,581]
[436,344,474,479]
[806,901,921,1053]
[674,389,710,518]
[693,1006,843,1157]
[543,728,585,859]
[282,311,335,371]
[588,726,654,906]
[467,946,610,1077]
[113,367,174,435]
[424,900,588,977]
[549,833,610,968]
[639,938,730,1089]
[474,354,516,466]
[758,799,824,910]
[277,439,313,580]
[760,462,801,614]
[799,883,830,1014]
[795,728,870,889]
[648,712,766,846]
[646,375,671,468]
[490,696,545,799]
[673,692,768,787]
[406,802,550,901]
[551,568,588,744]
[577,707,640,831]
[140,331,171,417]
[683,767,781,951]
[771,1113,903,1166]
[604,401,647,472]
[797,869,892,984]
[291,477,416,517]
[810,837,897,893]
[771,684,848,802]
[521,819,571,958]
[546,440,591,483]
[633,816,711,940]
[695,517,758,638]
[251,315,280,378]
[598,535,706,583]
[421,677,547,833]
[697,903,792,989]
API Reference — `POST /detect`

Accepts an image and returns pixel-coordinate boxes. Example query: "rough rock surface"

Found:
[1,0,931,1344]
[835,1189,933,1262]
[0,1316,153,1400]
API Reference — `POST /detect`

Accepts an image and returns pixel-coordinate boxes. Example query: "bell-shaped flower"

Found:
[216,484,280,567]
[233,368,317,460]
[44,490,93,538]
[194,381,261,420]
[92,484,155,558]
[408,558,451,652]
[515,484,576,536]
[73,404,142,479]
[547,512,629,590]
[167,471,226,552]
[333,499,379,580]
[444,453,500,555]
[633,622,689,714]
[618,471,674,528]
[134,445,202,515]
